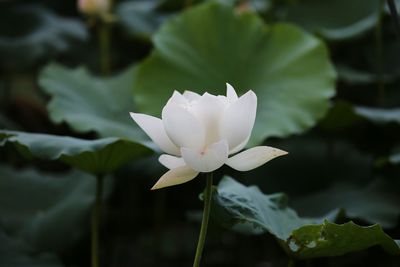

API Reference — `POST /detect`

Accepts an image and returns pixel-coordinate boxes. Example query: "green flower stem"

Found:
[91,174,104,267]
[98,21,111,75]
[193,172,213,267]
[288,259,296,267]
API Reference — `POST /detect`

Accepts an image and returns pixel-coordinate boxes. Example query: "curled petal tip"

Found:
[150,179,164,190]
[172,90,185,97]
[276,149,289,156]
[150,184,159,190]
[245,89,257,98]
[129,112,140,121]
[225,146,287,172]
[267,148,289,159]
[129,112,141,123]
[226,83,239,103]
[150,166,199,190]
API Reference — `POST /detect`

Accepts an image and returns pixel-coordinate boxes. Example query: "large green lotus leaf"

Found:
[0,229,61,267]
[0,131,153,175]
[134,2,336,146]
[282,0,380,40]
[0,165,106,252]
[39,63,146,141]
[212,177,400,259]
[0,5,87,69]
[292,180,400,228]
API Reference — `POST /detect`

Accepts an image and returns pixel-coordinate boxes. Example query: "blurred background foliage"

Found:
[1,0,400,266]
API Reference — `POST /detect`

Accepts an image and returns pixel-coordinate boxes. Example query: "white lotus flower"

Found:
[130,84,287,190]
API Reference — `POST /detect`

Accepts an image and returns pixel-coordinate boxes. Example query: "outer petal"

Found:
[159,154,185,169]
[229,135,250,155]
[181,139,229,172]
[226,146,288,171]
[162,103,205,150]
[130,112,180,156]
[151,166,199,190]
[220,90,257,152]
[226,83,238,103]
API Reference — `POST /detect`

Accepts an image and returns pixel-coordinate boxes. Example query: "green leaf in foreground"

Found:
[0,165,106,252]
[0,229,61,267]
[0,130,153,175]
[39,63,146,141]
[134,2,336,146]
[289,221,400,259]
[212,176,321,239]
[212,177,400,259]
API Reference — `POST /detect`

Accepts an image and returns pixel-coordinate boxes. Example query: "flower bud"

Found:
[78,0,110,17]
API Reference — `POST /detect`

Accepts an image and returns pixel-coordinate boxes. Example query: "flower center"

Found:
[200,146,208,156]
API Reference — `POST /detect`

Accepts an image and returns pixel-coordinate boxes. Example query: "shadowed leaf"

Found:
[0,130,153,175]
[212,177,400,259]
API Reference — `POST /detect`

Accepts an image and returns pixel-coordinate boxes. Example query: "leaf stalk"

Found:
[91,174,104,267]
